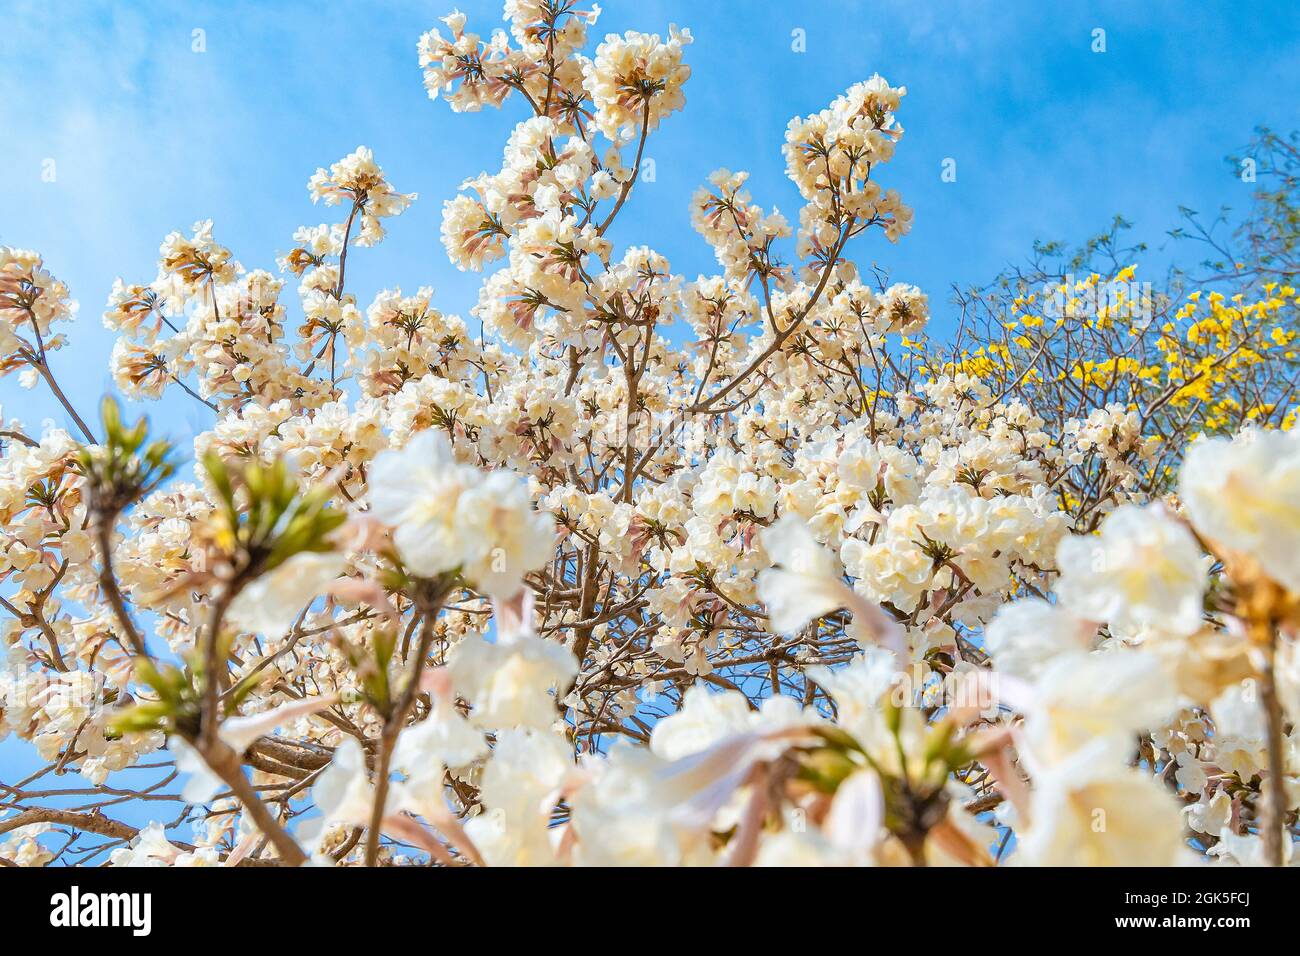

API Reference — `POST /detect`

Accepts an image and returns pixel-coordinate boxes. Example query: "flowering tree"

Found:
[1,1,1297,868]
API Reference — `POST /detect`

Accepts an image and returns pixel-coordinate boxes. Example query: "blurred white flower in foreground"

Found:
[983,597,1096,682]
[756,514,848,633]
[227,551,346,637]
[1018,741,1188,867]
[1055,504,1208,637]
[1180,428,1300,591]
[757,515,905,660]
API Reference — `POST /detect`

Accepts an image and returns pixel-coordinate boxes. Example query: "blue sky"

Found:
[3,0,1299,440]
[2,0,1299,827]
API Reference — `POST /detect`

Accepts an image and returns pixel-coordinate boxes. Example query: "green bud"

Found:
[799,747,858,793]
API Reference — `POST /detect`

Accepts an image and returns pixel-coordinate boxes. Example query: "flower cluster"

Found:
[1,248,77,389]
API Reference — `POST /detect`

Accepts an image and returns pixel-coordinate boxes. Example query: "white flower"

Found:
[479,727,571,821]
[109,822,182,867]
[465,728,570,865]
[1180,428,1300,591]
[368,429,475,576]
[1018,741,1188,866]
[390,719,484,825]
[650,685,753,761]
[1055,504,1208,637]
[446,631,577,732]
[1019,649,1179,767]
[219,694,339,756]
[456,471,557,598]
[169,738,224,805]
[569,747,699,867]
[393,695,487,777]
[754,828,846,866]
[647,690,807,767]
[1209,827,1295,866]
[1212,679,1267,739]
[367,429,554,598]
[757,515,850,633]
[823,770,886,865]
[462,808,560,867]
[584,28,693,140]
[297,738,374,852]
[227,551,346,637]
[983,598,1095,682]
[808,648,901,750]
[1184,788,1232,836]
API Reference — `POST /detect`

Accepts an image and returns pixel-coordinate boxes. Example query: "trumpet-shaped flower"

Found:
[367,428,554,598]
[1180,428,1300,591]
[1055,504,1207,637]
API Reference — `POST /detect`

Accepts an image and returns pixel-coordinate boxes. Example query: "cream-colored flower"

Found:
[297,738,374,852]
[1180,428,1300,591]
[367,428,553,597]
[983,597,1095,682]
[108,821,184,867]
[583,28,693,141]
[650,685,753,761]
[227,551,346,637]
[1018,742,1188,866]
[756,515,850,633]
[1055,504,1208,637]
[1019,649,1179,767]
[393,688,488,775]
[446,630,577,732]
